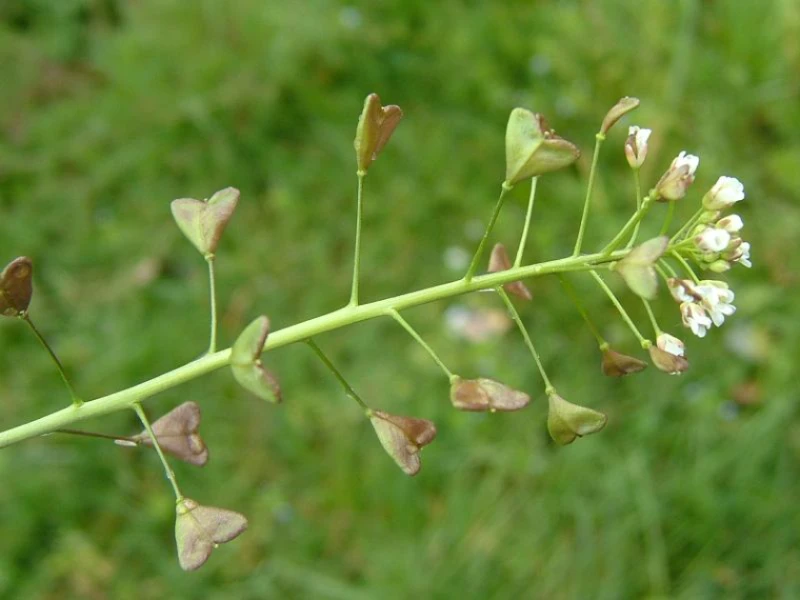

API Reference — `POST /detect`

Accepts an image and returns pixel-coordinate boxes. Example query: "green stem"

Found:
[659,200,676,237]
[496,287,553,393]
[671,251,701,284]
[465,184,512,281]
[206,255,218,354]
[514,178,538,267]
[133,403,183,501]
[589,271,648,346]
[23,315,81,406]
[305,338,368,411]
[387,309,455,380]
[601,193,655,256]
[0,247,630,449]
[658,258,679,278]
[669,207,704,244]
[626,169,643,249]
[558,276,606,347]
[349,173,366,306]
[641,299,663,336]
[573,133,605,256]
[53,429,138,444]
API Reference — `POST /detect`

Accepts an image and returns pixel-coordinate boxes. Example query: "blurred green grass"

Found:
[1,0,799,598]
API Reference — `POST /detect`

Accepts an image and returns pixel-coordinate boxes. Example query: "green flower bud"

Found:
[171,187,239,256]
[175,498,248,571]
[504,109,580,186]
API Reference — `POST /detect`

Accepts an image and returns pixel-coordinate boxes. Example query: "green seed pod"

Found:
[615,236,669,300]
[354,93,403,174]
[171,187,240,256]
[546,391,607,445]
[230,316,282,403]
[504,109,580,186]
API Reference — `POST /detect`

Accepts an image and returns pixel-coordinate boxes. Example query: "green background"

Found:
[1,1,798,598]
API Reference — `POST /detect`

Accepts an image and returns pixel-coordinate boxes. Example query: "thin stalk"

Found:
[671,251,701,284]
[573,133,605,256]
[0,247,632,450]
[349,173,366,306]
[559,276,606,347]
[465,184,512,281]
[514,178,538,267]
[659,200,676,236]
[654,263,672,285]
[589,271,648,345]
[600,193,655,256]
[53,429,138,444]
[22,315,81,406]
[387,309,455,380]
[496,287,553,393]
[658,258,679,278]
[669,207,705,244]
[133,403,183,501]
[625,169,643,249]
[641,299,663,336]
[206,255,218,354]
[306,338,368,410]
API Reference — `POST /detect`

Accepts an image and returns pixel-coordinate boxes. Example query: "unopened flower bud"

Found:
[695,227,731,253]
[175,498,248,571]
[716,214,743,233]
[368,410,436,476]
[724,241,751,268]
[624,125,651,168]
[230,316,281,403]
[708,259,732,273]
[702,176,745,210]
[546,391,607,445]
[504,109,580,186]
[0,256,33,317]
[600,97,640,135]
[657,333,686,357]
[171,187,239,256]
[654,151,699,202]
[450,376,530,411]
[601,347,648,377]
[615,236,669,300]
[487,243,531,301]
[354,93,403,174]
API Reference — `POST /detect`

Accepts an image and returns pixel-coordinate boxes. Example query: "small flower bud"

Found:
[175,498,248,571]
[126,401,209,466]
[230,316,282,403]
[171,187,239,256]
[487,243,531,301]
[546,392,607,445]
[504,109,580,186]
[716,214,743,233]
[0,256,33,317]
[601,347,648,377]
[657,333,685,357]
[654,151,699,202]
[449,376,531,411]
[615,236,669,300]
[600,97,640,135]
[624,125,651,168]
[695,227,731,253]
[724,241,751,268]
[354,93,403,174]
[708,259,732,273]
[702,176,745,210]
[368,410,436,476]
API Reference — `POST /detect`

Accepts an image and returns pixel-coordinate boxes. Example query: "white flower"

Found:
[657,333,685,357]
[667,278,696,303]
[716,214,743,233]
[681,302,713,338]
[695,227,731,252]
[703,176,745,210]
[694,280,736,327]
[655,151,700,201]
[737,242,751,268]
[624,126,651,168]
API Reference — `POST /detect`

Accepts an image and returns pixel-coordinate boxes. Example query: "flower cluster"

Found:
[668,278,736,337]
[692,176,750,272]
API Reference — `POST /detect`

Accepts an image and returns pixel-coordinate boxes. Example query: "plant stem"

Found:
[0,247,630,450]
[573,133,605,256]
[514,178,538,267]
[658,258,679,278]
[669,207,705,243]
[22,315,81,406]
[600,193,655,256]
[558,276,606,347]
[589,271,648,345]
[465,184,512,282]
[641,299,662,336]
[133,402,183,501]
[305,338,368,410]
[349,173,366,306]
[671,251,701,284]
[206,255,218,354]
[659,200,676,236]
[53,429,138,444]
[387,309,454,380]
[626,169,643,249]
[496,287,553,393]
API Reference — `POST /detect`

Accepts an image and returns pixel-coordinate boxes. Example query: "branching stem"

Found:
[589,271,648,346]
